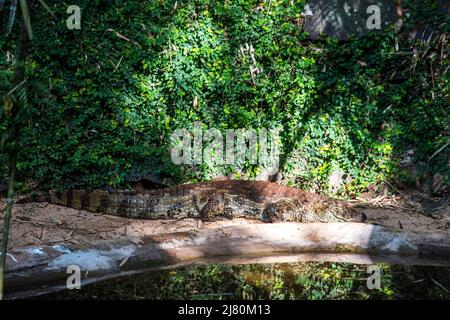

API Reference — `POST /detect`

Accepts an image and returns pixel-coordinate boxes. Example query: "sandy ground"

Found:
[0,196,449,250]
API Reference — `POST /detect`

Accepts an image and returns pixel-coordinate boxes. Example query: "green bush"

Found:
[0,0,448,193]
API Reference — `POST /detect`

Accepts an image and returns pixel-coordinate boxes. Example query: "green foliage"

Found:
[0,0,448,192]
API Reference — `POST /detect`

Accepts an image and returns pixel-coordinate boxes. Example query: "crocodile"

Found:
[17,180,366,223]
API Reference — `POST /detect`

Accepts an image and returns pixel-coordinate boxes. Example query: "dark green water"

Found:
[34,262,450,300]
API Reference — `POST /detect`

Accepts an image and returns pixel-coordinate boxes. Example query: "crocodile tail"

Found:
[17,190,115,213]
[17,191,73,206]
[16,190,136,216]
[16,193,50,204]
[47,190,113,213]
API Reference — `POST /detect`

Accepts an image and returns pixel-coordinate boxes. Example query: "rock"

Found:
[328,170,346,194]
[125,171,166,189]
[255,171,270,181]
[432,173,447,196]
[255,165,279,182]
[270,171,283,183]
[303,0,401,40]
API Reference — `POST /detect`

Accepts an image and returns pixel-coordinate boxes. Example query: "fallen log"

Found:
[4,222,450,299]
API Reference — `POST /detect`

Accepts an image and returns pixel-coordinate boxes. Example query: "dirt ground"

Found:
[1,193,449,250]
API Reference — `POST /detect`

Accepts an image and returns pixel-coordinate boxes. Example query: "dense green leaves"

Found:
[0,0,448,193]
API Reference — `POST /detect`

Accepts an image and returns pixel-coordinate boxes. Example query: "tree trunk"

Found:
[0,153,16,300]
[0,3,30,300]
[4,223,450,299]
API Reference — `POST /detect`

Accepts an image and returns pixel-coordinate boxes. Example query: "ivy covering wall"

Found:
[0,0,448,194]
